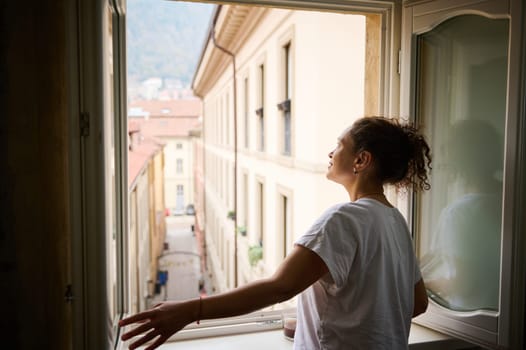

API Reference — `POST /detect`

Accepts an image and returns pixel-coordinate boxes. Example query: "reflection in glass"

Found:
[417,15,508,312]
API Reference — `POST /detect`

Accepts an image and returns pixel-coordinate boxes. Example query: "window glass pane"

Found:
[417,15,508,312]
[284,111,291,155]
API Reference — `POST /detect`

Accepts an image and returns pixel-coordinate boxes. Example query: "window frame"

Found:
[77,0,403,348]
[400,0,526,348]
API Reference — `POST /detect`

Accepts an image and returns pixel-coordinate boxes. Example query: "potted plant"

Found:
[248,244,263,267]
[237,225,247,236]
[227,210,236,220]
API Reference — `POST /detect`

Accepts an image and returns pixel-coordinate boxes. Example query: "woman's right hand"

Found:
[119,300,197,350]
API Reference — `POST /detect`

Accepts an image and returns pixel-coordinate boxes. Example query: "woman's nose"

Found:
[328,150,333,158]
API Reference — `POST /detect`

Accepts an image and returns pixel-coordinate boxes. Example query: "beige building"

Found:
[193,5,383,294]
[129,99,202,213]
[127,123,167,312]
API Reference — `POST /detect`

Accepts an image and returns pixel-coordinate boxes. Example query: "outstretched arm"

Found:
[119,245,328,349]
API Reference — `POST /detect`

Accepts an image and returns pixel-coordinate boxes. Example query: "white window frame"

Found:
[400,0,526,348]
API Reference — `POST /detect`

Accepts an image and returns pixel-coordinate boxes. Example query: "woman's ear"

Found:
[354,150,373,173]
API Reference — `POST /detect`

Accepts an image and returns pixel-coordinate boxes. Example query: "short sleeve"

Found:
[295,205,359,288]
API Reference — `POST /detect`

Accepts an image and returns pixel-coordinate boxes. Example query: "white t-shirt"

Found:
[293,198,421,350]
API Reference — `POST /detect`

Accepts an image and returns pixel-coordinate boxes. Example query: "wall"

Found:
[0,1,73,349]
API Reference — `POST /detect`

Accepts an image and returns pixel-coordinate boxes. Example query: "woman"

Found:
[120,116,431,350]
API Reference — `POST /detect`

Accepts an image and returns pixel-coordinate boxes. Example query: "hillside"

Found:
[127,0,214,86]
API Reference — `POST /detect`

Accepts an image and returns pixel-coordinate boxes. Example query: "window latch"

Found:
[64,284,74,303]
[80,112,90,137]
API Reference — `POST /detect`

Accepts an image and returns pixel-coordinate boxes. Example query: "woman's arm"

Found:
[119,245,328,350]
[413,278,429,317]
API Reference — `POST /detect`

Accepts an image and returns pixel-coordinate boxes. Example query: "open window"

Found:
[401,0,525,348]
[72,0,526,349]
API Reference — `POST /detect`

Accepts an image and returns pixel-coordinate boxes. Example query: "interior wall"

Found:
[0,1,72,349]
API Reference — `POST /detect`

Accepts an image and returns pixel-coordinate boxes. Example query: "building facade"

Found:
[127,123,166,312]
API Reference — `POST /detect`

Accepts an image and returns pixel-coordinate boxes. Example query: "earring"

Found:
[353,167,358,174]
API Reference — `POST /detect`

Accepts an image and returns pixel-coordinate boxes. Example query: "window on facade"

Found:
[257,181,264,248]
[176,158,183,173]
[176,184,184,210]
[243,173,248,228]
[279,194,290,259]
[279,42,292,156]
[244,77,249,149]
[256,64,265,152]
[176,143,182,149]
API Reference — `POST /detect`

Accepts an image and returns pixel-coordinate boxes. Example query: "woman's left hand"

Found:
[119,300,196,350]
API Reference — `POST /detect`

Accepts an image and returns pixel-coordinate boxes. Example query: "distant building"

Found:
[141,77,163,100]
[127,123,166,312]
[193,5,382,294]
[129,99,202,214]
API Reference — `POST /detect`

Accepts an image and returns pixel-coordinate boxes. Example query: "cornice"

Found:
[193,5,269,97]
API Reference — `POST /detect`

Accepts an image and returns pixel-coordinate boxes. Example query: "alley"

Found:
[153,215,201,303]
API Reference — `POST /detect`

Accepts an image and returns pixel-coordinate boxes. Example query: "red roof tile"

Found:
[129,99,202,118]
[128,139,163,188]
[132,117,201,138]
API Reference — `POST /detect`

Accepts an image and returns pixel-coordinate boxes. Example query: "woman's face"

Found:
[327,131,356,184]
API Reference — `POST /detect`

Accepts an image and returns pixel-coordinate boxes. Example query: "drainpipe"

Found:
[211,29,239,288]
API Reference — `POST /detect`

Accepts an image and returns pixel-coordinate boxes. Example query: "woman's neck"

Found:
[346,182,392,207]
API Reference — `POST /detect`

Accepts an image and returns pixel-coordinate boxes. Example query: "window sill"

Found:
[150,323,473,349]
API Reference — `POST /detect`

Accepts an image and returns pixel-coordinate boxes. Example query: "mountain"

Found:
[127,0,215,86]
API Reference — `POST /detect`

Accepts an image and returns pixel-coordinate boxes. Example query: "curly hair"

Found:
[344,116,432,191]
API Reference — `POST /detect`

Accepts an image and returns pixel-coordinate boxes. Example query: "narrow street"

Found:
[152,215,201,303]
